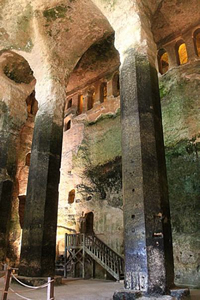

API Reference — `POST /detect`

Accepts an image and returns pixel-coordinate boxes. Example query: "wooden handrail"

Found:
[85,235,123,264]
[65,233,124,280]
[66,234,123,259]
[85,235,124,274]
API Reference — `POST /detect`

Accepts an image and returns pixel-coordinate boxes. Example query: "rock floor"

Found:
[0,277,199,300]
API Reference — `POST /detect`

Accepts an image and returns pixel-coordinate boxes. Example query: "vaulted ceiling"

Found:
[137,0,200,44]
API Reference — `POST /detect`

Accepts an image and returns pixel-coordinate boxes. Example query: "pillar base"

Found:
[170,288,190,299]
[14,275,62,286]
[113,288,190,300]
[113,290,173,300]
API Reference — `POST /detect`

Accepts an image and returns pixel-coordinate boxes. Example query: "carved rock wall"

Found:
[160,60,200,288]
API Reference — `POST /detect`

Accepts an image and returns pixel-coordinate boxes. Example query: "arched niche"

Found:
[26,90,38,116]
[193,28,200,57]
[68,189,75,204]
[175,40,188,65]
[1,50,35,85]
[85,212,94,234]
[67,98,72,109]
[100,82,107,103]
[0,50,36,132]
[64,120,71,131]
[157,49,169,74]
[87,90,95,110]
[25,153,31,167]
[80,212,94,234]
[78,95,83,115]
[112,72,120,97]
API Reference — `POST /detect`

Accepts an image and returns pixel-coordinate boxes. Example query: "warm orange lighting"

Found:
[78,95,83,114]
[178,43,188,65]
[160,52,169,74]
[103,85,107,99]
[195,32,200,57]
[68,189,75,204]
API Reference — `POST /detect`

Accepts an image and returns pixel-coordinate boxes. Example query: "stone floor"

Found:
[0,276,199,300]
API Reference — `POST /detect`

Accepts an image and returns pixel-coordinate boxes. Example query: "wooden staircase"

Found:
[64,233,124,281]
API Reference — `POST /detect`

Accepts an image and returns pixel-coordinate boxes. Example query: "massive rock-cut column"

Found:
[119,47,174,296]
[0,52,35,264]
[19,78,65,277]
[0,130,14,263]
[91,0,175,296]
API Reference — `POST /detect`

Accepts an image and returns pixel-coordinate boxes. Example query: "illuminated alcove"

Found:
[176,40,188,65]
[194,28,200,57]
[78,95,83,115]
[68,189,75,204]
[158,49,169,74]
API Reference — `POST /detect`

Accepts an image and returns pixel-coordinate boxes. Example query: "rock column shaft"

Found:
[120,49,174,294]
[19,108,63,277]
[0,132,14,262]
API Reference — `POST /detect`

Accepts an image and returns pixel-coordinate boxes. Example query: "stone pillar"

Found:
[120,49,174,296]
[82,94,88,113]
[0,131,14,263]
[94,82,101,105]
[93,82,100,107]
[107,79,113,98]
[19,81,65,277]
[182,32,197,61]
[0,66,34,264]
[164,43,177,68]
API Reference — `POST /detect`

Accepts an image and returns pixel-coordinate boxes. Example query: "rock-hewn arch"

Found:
[193,28,200,57]
[0,50,36,264]
[157,48,169,74]
[175,40,188,65]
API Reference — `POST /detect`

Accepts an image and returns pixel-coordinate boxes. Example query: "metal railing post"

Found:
[47,277,54,300]
[82,233,85,279]
[64,233,67,278]
[1,268,12,300]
